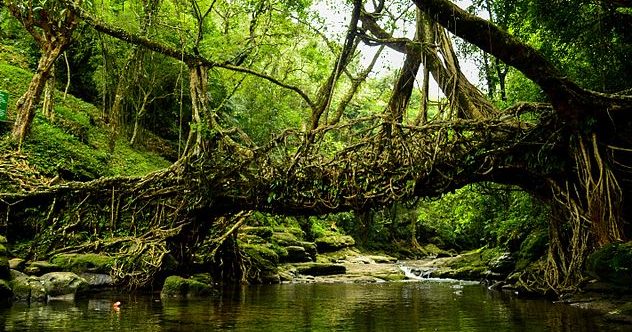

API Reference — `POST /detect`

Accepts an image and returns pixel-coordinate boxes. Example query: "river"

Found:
[0,280,627,331]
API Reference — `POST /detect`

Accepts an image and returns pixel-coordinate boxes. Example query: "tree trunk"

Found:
[42,63,56,121]
[12,45,64,146]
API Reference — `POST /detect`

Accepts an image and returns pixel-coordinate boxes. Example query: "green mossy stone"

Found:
[25,261,60,276]
[242,243,280,266]
[9,258,25,271]
[39,272,89,297]
[50,253,114,274]
[314,235,355,252]
[161,276,213,298]
[240,226,274,239]
[586,241,632,286]
[271,232,303,247]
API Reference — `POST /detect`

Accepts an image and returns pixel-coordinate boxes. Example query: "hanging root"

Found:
[545,133,624,293]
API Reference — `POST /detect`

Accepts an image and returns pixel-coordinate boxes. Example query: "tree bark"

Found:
[12,45,64,146]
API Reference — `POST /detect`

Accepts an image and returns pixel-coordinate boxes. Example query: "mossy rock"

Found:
[516,230,548,270]
[238,234,267,245]
[9,258,25,271]
[161,276,213,298]
[299,242,318,259]
[24,261,60,276]
[240,226,274,239]
[586,241,632,286]
[273,226,305,239]
[293,263,346,276]
[281,246,311,263]
[39,272,89,298]
[314,235,355,252]
[242,243,280,266]
[51,253,115,274]
[271,232,303,247]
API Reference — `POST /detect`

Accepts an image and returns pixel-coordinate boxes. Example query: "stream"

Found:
[0,280,628,331]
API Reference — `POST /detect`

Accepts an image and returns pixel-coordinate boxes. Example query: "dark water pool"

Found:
[0,281,628,331]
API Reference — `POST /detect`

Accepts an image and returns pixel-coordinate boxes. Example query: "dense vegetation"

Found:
[0,0,630,296]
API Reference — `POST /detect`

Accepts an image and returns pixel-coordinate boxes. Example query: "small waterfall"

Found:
[399,265,436,280]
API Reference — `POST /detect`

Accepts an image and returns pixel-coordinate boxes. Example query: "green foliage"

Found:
[50,253,115,274]
[416,184,548,251]
[0,58,171,179]
[586,241,632,286]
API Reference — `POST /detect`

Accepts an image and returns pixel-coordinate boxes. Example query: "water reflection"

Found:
[0,282,628,331]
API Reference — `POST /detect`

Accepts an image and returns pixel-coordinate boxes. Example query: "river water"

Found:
[0,280,627,331]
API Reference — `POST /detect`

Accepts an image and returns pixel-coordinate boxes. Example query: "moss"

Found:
[0,61,170,181]
[586,241,632,286]
[241,243,280,266]
[516,230,548,270]
[240,226,274,239]
[314,235,355,252]
[161,275,213,298]
[271,232,303,247]
[50,253,114,274]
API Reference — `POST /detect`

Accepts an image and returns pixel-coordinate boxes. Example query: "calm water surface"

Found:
[0,281,628,331]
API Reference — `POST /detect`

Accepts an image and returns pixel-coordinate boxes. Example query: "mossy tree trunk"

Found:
[12,44,66,146]
[5,0,79,147]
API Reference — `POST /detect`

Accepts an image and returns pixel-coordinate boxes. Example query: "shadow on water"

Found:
[0,282,629,331]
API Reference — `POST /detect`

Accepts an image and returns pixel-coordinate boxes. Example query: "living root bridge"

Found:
[0,111,557,286]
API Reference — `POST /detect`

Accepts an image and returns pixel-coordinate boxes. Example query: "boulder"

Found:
[300,242,318,260]
[79,273,114,288]
[24,261,60,276]
[271,232,303,247]
[240,226,274,239]
[586,241,632,286]
[9,258,25,271]
[488,252,515,275]
[39,272,89,300]
[10,274,47,302]
[293,263,346,276]
[160,276,213,298]
[368,255,397,264]
[51,253,114,274]
[282,246,311,263]
[314,235,355,252]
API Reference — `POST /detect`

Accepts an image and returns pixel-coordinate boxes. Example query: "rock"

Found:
[314,235,355,252]
[271,232,303,247]
[39,272,89,300]
[160,276,213,298]
[368,255,397,264]
[50,253,114,274]
[300,242,318,260]
[242,243,280,265]
[10,275,47,302]
[282,246,311,263]
[293,263,346,276]
[241,226,274,239]
[24,261,60,276]
[586,241,632,286]
[488,252,515,275]
[79,273,114,288]
[9,258,25,271]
